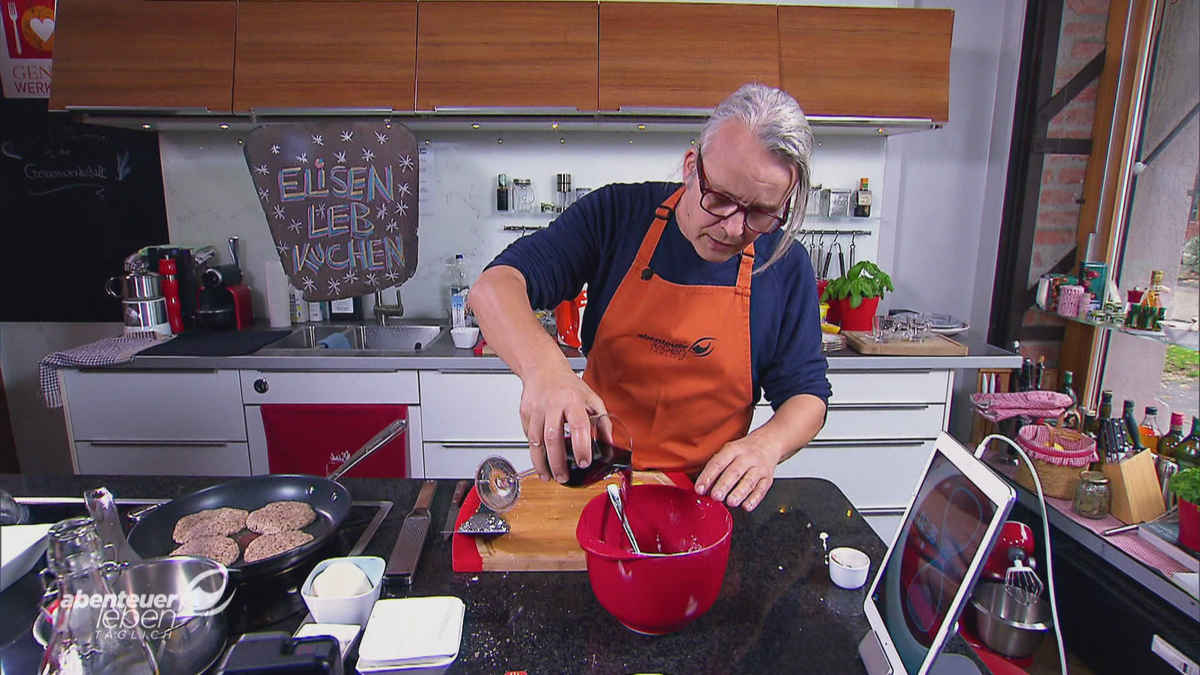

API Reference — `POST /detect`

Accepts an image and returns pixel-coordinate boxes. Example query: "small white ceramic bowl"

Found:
[828,547,870,590]
[300,556,384,626]
[450,326,480,349]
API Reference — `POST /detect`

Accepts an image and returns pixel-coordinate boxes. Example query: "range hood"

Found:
[69,106,942,136]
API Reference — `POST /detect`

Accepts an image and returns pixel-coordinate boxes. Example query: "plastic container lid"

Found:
[356,596,465,669]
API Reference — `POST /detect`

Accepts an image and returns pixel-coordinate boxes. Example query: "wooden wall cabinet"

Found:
[598,2,780,112]
[233,1,417,112]
[48,0,236,112]
[778,6,954,122]
[416,1,598,112]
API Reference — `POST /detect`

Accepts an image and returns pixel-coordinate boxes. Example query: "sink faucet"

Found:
[374,289,404,325]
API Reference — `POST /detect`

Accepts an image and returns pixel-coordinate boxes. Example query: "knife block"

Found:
[1102,449,1166,524]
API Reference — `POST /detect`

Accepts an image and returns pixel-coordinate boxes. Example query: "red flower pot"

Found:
[831,296,881,332]
[1179,499,1200,553]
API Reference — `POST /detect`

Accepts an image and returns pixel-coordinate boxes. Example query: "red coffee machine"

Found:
[194,237,253,330]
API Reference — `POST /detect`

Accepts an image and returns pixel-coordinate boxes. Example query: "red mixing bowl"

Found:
[576,483,732,635]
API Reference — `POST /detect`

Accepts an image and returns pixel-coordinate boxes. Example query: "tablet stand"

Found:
[859,631,893,675]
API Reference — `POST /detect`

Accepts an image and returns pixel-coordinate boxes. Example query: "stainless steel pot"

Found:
[968,581,1052,659]
[107,272,162,300]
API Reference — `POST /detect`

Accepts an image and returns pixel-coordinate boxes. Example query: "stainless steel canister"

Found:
[122,297,170,336]
[107,272,162,300]
[828,189,853,218]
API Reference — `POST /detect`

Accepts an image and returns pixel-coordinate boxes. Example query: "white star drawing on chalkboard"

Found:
[398,182,411,197]
[296,152,308,164]
[385,270,400,283]
[375,131,388,145]
[397,154,414,172]
[311,134,324,146]
[317,203,328,218]
[272,205,287,220]
[255,165,269,175]
[361,148,375,162]
[386,219,398,232]
[328,278,341,294]
[302,277,316,292]
[258,188,269,201]
[366,273,379,286]
[288,219,303,233]
[396,201,409,217]
[340,130,353,143]
[375,205,389,220]
[276,243,288,256]
[271,144,280,155]
[334,151,346,164]
[343,269,358,283]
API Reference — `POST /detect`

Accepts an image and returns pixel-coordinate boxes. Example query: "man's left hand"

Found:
[694,437,779,512]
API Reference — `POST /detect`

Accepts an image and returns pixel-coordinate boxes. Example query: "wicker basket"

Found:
[1015,412,1098,499]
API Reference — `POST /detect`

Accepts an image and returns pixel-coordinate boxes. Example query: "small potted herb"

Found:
[1169,467,1200,552]
[819,260,895,331]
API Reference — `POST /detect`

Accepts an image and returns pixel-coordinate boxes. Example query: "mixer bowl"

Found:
[968,581,1052,659]
[576,484,732,635]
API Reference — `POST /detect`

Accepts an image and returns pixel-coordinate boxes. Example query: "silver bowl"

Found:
[968,581,1053,659]
[38,556,229,675]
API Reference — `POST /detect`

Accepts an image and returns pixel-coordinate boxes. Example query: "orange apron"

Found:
[582,188,755,472]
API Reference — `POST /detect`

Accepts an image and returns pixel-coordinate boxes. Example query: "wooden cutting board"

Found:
[843,330,968,356]
[453,471,680,572]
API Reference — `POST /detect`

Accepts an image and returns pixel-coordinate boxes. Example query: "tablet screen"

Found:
[870,450,998,674]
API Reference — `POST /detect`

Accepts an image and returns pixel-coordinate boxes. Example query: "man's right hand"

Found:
[519,365,607,483]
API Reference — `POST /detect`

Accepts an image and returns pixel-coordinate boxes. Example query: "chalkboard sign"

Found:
[0,98,169,322]
[244,120,419,302]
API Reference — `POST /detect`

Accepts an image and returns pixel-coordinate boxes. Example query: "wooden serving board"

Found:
[843,331,968,356]
[453,471,679,572]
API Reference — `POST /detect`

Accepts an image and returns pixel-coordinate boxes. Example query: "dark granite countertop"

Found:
[0,474,988,674]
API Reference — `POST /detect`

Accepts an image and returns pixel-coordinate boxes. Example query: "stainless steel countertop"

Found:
[91,323,1020,373]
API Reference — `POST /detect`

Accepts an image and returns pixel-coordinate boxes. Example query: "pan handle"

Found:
[127,503,160,523]
[328,419,408,481]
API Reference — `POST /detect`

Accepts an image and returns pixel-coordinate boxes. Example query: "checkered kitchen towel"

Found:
[39,332,173,409]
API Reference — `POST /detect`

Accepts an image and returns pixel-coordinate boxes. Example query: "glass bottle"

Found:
[496,174,511,213]
[852,177,872,218]
[1158,412,1187,460]
[1139,406,1162,451]
[1177,417,1200,470]
[1122,400,1145,451]
[1142,270,1170,309]
[40,517,157,675]
[1082,409,1099,439]
[1060,371,1078,408]
[1098,390,1114,422]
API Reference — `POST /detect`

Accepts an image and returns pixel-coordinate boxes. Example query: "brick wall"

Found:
[1018,0,1111,372]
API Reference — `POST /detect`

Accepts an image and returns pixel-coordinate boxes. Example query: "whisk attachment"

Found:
[1003,549,1044,606]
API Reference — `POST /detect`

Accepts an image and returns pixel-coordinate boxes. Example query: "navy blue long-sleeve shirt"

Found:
[488,181,831,411]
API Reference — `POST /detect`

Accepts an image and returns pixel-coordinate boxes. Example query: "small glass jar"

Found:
[1073,471,1111,519]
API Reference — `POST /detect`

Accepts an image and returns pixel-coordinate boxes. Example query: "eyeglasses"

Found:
[695,151,794,235]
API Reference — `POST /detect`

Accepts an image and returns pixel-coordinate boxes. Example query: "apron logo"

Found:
[636,333,715,360]
[690,337,715,358]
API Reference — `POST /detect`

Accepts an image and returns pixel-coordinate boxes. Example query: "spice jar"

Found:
[1073,471,1111,519]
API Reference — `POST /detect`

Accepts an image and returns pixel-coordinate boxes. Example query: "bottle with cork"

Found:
[853,177,872,218]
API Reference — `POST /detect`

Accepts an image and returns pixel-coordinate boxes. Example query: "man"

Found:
[469,83,830,512]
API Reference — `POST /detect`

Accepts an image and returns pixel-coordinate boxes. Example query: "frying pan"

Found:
[125,419,406,582]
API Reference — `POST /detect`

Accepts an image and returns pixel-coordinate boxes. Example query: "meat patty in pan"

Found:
[243,530,315,563]
[172,507,249,544]
[246,501,317,535]
[171,535,240,566]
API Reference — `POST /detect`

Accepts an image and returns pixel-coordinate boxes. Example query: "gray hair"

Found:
[700,83,813,274]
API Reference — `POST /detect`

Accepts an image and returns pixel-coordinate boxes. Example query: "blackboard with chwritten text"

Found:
[0,98,169,322]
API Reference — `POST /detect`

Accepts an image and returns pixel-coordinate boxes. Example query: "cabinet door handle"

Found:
[87,440,230,448]
[806,439,930,449]
[436,441,530,450]
[828,368,935,375]
[827,403,932,412]
[253,378,269,394]
[858,507,908,516]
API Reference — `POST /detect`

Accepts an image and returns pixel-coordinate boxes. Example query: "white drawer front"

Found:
[240,371,419,404]
[75,441,251,476]
[776,440,933,509]
[420,371,527,442]
[826,370,951,405]
[422,441,533,479]
[63,370,246,442]
[751,404,946,441]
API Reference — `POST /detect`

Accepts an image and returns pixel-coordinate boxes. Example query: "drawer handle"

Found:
[87,440,230,448]
[437,442,530,450]
[806,440,929,448]
[828,369,934,375]
[828,403,932,411]
[859,507,908,516]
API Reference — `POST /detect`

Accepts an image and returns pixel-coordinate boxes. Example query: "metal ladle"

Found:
[606,484,643,555]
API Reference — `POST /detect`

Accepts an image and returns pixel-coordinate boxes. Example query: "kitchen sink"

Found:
[259,324,447,353]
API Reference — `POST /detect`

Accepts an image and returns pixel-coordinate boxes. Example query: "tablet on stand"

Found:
[859,432,1016,675]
